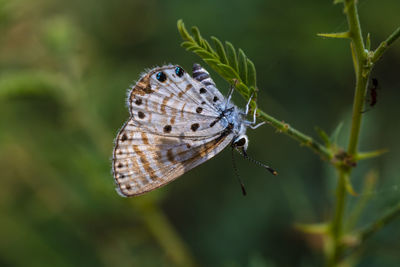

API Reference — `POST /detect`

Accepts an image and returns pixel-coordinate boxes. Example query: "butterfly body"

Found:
[113,64,251,197]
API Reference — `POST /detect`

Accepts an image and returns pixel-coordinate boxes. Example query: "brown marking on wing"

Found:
[180,103,187,118]
[141,132,149,145]
[154,136,181,146]
[198,134,227,158]
[161,94,173,114]
[167,148,177,164]
[170,116,176,125]
[130,74,153,97]
[132,145,158,182]
[123,157,142,189]
[178,84,192,98]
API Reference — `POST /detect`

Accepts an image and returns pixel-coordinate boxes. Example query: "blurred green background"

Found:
[1,0,400,266]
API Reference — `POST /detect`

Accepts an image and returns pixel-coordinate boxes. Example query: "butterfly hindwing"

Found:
[113,119,232,196]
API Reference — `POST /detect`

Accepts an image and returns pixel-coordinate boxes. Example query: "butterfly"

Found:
[112,64,275,197]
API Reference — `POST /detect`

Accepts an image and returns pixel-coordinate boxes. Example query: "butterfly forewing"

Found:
[128,65,226,137]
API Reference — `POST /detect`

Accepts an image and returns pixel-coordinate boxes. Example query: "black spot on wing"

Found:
[191,123,200,132]
[163,125,172,133]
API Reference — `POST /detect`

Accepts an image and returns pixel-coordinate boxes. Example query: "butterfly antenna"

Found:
[231,147,247,196]
[236,148,278,176]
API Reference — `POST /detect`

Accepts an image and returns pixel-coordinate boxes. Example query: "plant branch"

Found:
[344,0,366,68]
[257,109,332,160]
[327,170,349,266]
[344,0,369,156]
[357,202,400,244]
[329,1,368,265]
[372,26,400,63]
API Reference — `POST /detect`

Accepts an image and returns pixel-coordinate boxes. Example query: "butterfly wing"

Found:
[127,64,227,137]
[113,119,232,196]
[113,64,234,197]
[192,63,225,107]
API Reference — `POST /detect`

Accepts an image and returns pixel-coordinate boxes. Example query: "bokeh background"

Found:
[1,0,399,266]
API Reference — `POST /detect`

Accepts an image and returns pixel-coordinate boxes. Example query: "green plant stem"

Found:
[344,0,368,156]
[372,26,400,63]
[328,170,349,266]
[326,7,400,266]
[347,75,368,155]
[358,202,400,243]
[329,1,368,265]
[345,0,366,65]
[257,109,332,160]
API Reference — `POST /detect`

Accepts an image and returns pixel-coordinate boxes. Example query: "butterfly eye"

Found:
[175,66,184,77]
[235,138,246,147]
[233,135,248,149]
[156,71,167,82]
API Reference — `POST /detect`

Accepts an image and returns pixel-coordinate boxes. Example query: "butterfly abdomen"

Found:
[192,63,216,87]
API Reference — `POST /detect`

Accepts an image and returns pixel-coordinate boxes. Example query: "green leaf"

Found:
[202,58,220,66]
[177,20,257,101]
[315,126,331,147]
[202,58,220,70]
[202,39,215,55]
[238,49,248,84]
[236,82,250,96]
[366,33,371,50]
[216,63,240,80]
[186,45,200,52]
[191,26,202,46]
[356,149,389,161]
[317,32,349,39]
[225,41,239,72]
[192,48,215,60]
[246,59,257,90]
[177,20,194,42]
[181,41,196,50]
[330,122,343,144]
[211,36,228,64]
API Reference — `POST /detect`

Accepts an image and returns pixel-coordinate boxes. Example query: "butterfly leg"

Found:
[249,113,265,129]
[248,104,265,129]
[243,93,265,129]
[225,85,235,106]
[244,92,254,115]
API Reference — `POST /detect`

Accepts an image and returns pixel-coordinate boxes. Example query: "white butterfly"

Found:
[112,64,273,197]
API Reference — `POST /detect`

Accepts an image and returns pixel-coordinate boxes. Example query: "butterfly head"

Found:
[232,134,249,151]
